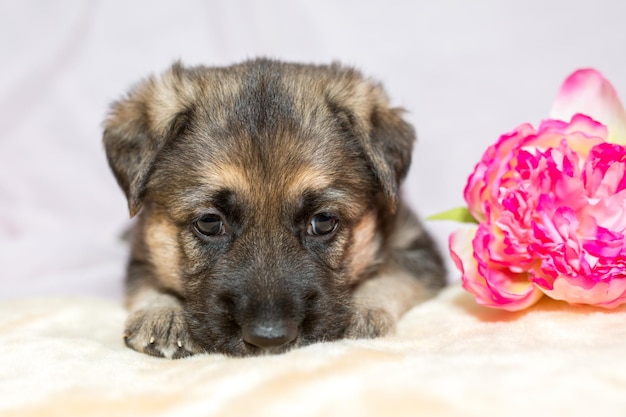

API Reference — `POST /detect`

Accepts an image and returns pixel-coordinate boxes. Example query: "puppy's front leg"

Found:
[348,204,446,338]
[123,263,203,359]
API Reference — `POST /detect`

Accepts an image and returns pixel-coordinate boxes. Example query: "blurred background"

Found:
[1,0,625,298]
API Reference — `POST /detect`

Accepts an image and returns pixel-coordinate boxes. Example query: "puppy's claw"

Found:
[143,344,166,358]
[123,307,203,359]
[172,347,194,359]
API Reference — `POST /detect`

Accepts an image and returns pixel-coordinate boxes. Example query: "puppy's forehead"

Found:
[159,128,367,221]
[195,156,336,198]
[151,62,375,217]
[160,151,360,223]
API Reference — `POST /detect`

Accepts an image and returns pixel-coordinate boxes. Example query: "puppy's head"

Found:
[104,59,415,355]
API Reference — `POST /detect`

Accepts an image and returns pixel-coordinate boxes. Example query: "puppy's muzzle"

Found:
[242,319,298,351]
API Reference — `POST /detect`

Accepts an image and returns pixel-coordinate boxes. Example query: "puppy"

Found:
[103,59,446,358]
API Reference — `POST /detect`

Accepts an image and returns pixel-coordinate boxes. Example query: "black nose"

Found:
[242,320,298,350]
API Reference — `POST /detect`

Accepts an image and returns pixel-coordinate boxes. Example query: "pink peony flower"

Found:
[449,69,626,310]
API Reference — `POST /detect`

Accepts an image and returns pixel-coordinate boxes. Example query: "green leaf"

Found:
[426,207,479,224]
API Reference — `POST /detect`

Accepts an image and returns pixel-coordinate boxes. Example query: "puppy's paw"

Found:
[123,307,203,359]
[345,307,395,339]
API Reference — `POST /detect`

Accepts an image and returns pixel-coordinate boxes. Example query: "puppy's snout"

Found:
[242,319,298,350]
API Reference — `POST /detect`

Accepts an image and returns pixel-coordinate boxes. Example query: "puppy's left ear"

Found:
[359,103,415,212]
[329,74,415,212]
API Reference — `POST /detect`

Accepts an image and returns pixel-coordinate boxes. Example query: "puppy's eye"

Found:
[308,213,339,236]
[194,214,225,237]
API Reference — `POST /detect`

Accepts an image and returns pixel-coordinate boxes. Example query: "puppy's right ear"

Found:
[103,63,196,217]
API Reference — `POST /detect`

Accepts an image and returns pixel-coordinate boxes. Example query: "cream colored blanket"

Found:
[2,284,625,417]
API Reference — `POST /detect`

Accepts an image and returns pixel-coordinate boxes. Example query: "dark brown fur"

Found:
[103,59,446,358]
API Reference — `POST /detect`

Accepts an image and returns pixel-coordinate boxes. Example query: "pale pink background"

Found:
[2,0,625,298]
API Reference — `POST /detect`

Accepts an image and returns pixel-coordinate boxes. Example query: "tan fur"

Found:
[144,210,183,294]
[388,203,426,250]
[285,166,333,198]
[125,285,180,312]
[201,162,251,195]
[347,211,382,283]
[147,69,197,135]
[350,265,433,336]
[103,59,446,358]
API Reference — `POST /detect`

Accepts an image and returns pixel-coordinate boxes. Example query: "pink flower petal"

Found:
[449,226,490,299]
[449,225,543,311]
[550,68,626,144]
[482,269,544,311]
[542,277,626,308]
[463,124,536,221]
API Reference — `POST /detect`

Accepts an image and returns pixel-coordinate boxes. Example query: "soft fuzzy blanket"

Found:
[2,284,625,417]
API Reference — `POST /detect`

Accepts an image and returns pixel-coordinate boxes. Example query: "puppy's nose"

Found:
[242,320,298,350]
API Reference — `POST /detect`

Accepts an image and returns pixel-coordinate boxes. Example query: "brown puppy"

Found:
[103,59,446,358]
